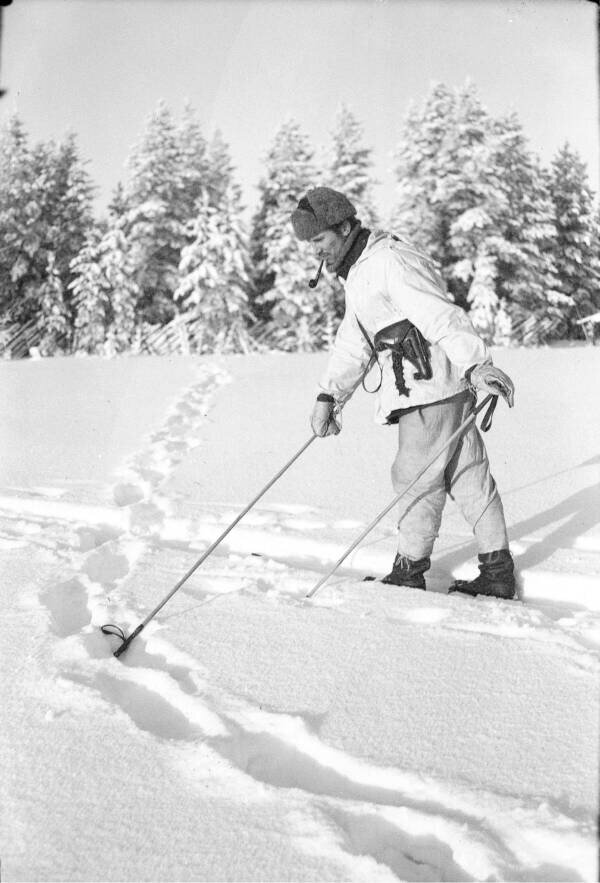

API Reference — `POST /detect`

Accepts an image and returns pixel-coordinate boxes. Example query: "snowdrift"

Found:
[0,346,598,882]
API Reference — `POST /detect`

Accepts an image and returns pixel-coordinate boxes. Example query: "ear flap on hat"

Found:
[291,203,320,240]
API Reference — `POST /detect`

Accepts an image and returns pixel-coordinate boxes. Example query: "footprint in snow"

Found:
[113,482,147,507]
[76,524,123,552]
[42,577,91,638]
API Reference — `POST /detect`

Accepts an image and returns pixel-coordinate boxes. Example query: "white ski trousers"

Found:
[391,390,509,559]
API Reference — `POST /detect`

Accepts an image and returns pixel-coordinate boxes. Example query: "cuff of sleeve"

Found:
[316,393,335,403]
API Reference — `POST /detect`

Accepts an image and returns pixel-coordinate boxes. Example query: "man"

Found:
[290,186,516,599]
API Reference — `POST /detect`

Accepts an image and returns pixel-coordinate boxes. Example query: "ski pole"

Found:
[102,432,319,657]
[305,394,497,600]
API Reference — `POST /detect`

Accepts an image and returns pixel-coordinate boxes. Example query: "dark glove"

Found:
[311,394,341,437]
[468,364,515,408]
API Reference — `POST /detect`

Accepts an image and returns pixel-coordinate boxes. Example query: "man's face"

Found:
[310,227,348,272]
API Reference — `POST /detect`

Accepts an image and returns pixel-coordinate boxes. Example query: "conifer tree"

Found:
[37,252,70,355]
[123,101,197,323]
[249,119,333,350]
[247,194,276,322]
[464,251,500,340]
[392,82,504,339]
[391,82,457,267]
[70,225,140,354]
[108,182,128,225]
[392,83,505,313]
[70,229,109,354]
[391,83,565,342]
[177,102,209,216]
[326,104,378,228]
[0,118,94,329]
[49,133,96,308]
[548,142,600,336]
[205,129,241,210]
[175,192,251,353]
[319,105,379,322]
[488,113,563,339]
[102,227,140,352]
[0,115,34,317]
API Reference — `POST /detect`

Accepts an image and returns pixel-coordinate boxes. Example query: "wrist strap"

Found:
[317,393,335,403]
[479,394,498,432]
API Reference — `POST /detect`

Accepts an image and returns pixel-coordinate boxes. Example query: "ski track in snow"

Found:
[1,362,598,882]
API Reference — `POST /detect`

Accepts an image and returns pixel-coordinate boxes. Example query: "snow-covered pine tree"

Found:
[392,82,504,336]
[440,83,518,338]
[37,252,70,356]
[391,83,457,268]
[318,104,379,322]
[247,192,277,323]
[108,182,128,225]
[102,227,140,353]
[177,101,209,216]
[205,129,242,211]
[393,83,505,324]
[391,83,566,343]
[489,113,563,342]
[464,250,499,340]
[492,300,514,347]
[249,119,333,350]
[48,133,96,315]
[70,229,109,355]
[122,101,200,324]
[70,224,140,355]
[325,104,378,229]
[174,191,251,353]
[548,143,600,337]
[0,115,34,318]
[0,117,94,333]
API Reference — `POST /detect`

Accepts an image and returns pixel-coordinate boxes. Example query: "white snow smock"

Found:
[318,231,490,424]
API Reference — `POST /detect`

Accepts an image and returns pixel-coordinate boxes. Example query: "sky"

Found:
[1,0,598,221]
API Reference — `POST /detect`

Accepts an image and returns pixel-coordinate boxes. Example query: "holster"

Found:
[373,320,432,397]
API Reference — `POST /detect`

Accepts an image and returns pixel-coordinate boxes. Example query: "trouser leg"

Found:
[444,395,509,554]
[391,391,509,559]
[391,396,462,559]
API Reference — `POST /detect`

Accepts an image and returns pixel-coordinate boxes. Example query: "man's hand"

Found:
[468,364,515,408]
[311,395,341,437]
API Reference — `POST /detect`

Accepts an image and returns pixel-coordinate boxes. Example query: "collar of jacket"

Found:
[333,225,372,279]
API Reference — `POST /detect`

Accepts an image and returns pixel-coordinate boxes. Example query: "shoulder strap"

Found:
[354,314,382,394]
[355,314,376,355]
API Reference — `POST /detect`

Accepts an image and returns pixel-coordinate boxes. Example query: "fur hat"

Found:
[291,187,357,240]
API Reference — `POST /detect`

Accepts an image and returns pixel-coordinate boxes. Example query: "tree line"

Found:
[0,81,598,358]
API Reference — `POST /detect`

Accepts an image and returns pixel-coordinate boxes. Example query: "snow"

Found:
[0,346,598,882]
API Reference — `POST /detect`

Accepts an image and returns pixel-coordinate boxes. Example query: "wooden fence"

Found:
[0,318,41,358]
[510,314,564,346]
[0,313,269,359]
[0,309,575,360]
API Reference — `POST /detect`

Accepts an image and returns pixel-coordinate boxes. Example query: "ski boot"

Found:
[381,553,430,590]
[448,549,515,599]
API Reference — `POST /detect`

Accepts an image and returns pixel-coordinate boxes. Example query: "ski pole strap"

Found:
[100,624,126,641]
[479,393,498,432]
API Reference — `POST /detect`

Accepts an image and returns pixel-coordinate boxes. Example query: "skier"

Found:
[290,187,516,598]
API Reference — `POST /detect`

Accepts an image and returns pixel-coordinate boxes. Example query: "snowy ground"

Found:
[0,347,598,882]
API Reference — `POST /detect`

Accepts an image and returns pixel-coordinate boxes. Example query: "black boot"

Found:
[448,549,515,599]
[381,554,430,590]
